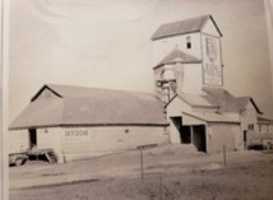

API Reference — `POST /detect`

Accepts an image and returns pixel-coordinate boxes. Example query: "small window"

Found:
[248,124,254,130]
[186,36,192,49]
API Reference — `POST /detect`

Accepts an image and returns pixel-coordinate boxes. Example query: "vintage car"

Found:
[248,133,273,150]
[9,148,58,167]
[27,148,58,163]
[9,153,29,166]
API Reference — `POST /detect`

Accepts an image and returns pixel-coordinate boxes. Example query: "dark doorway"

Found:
[243,130,247,149]
[192,125,206,152]
[170,117,182,143]
[29,129,37,148]
[181,126,191,144]
[170,117,207,152]
[170,117,192,144]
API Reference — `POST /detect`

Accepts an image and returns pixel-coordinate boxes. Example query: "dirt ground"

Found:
[10,159,273,200]
[9,146,273,200]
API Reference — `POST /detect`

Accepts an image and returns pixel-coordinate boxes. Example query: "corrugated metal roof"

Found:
[10,84,168,130]
[154,48,201,69]
[151,15,222,41]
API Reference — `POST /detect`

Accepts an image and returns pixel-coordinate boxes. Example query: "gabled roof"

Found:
[10,98,64,130]
[10,84,168,130]
[202,88,238,112]
[154,48,201,70]
[257,114,273,124]
[202,87,263,114]
[165,88,262,115]
[31,85,63,101]
[237,97,263,115]
[151,15,223,41]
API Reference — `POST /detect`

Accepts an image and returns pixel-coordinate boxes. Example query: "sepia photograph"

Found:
[2,0,273,199]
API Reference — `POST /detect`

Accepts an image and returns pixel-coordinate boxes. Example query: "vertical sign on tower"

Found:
[202,34,223,87]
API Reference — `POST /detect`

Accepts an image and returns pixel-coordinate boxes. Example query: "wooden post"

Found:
[159,172,163,200]
[137,144,157,181]
[190,126,194,144]
[223,145,227,166]
[140,148,144,180]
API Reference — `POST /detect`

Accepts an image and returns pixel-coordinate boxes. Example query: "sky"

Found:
[265,0,273,76]
[8,0,273,122]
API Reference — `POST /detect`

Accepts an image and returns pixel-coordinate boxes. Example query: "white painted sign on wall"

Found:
[202,35,223,86]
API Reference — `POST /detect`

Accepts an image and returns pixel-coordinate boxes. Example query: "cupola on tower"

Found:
[151,15,224,103]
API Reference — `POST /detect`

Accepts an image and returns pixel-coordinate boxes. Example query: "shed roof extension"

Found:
[182,111,240,124]
[178,93,217,108]
[10,84,168,130]
[151,15,223,41]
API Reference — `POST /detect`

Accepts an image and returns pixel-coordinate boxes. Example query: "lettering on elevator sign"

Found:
[65,129,88,137]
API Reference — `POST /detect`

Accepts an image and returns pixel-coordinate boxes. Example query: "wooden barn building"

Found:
[9,15,273,162]
[9,85,169,162]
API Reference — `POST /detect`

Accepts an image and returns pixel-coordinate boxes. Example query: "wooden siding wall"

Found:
[62,126,168,161]
[240,102,258,132]
[152,32,202,67]
[202,19,221,37]
[180,64,203,94]
[37,128,64,162]
[36,126,168,162]
[9,130,30,153]
[207,123,243,153]
[167,97,192,143]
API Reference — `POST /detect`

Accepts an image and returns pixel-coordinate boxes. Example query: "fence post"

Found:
[137,144,158,180]
[223,145,227,166]
[140,148,144,180]
[159,172,162,200]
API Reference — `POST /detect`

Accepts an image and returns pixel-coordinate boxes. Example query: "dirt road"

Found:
[9,146,273,200]
[10,158,273,200]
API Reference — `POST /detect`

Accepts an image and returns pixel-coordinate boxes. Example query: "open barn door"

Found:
[193,125,207,152]
[29,128,37,149]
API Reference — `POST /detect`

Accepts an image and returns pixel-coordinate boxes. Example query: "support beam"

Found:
[190,126,194,144]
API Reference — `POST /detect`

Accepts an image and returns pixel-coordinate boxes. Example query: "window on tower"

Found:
[186,36,191,49]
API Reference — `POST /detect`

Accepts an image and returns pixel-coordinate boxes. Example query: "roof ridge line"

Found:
[158,14,211,27]
[43,83,158,98]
